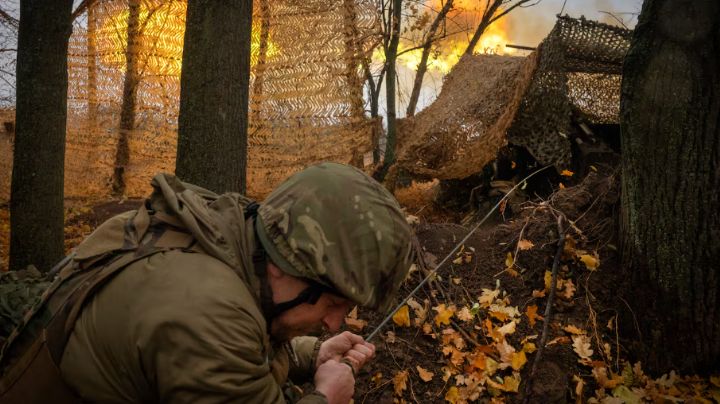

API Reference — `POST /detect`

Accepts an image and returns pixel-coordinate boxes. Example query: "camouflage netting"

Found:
[396,15,632,180]
[0,0,378,201]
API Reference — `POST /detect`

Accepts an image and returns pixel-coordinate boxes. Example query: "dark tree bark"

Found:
[112,0,140,196]
[175,0,252,194]
[620,0,720,374]
[10,0,74,271]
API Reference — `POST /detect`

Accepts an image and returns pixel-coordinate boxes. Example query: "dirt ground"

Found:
[1,172,717,403]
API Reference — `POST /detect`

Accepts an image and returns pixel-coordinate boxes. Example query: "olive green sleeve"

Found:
[287,336,320,384]
[134,254,292,403]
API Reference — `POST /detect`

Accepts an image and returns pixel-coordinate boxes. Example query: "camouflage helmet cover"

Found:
[255,162,414,311]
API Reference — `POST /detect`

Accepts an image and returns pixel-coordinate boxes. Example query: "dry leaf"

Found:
[433,304,456,326]
[511,351,527,370]
[393,370,408,396]
[371,372,383,386]
[572,335,594,362]
[561,279,576,300]
[526,305,543,327]
[522,342,537,353]
[505,252,514,268]
[579,254,599,270]
[456,306,474,322]
[592,366,623,389]
[452,256,463,265]
[517,239,535,250]
[422,322,434,336]
[344,306,368,332]
[547,336,571,346]
[479,288,500,307]
[532,289,546,298]
[416,365,434,382]
[559,182,566,189]
[497,321,517,337]
[561,169,574,177]
[405,214,419,225]
[573,375,585,399]
[392,305,411,327]
[385,331,396,343]
[563,324,586,335]
[445,386,459,403]
[407,298,428,325]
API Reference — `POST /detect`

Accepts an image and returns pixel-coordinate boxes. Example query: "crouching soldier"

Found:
[0,162,414,403]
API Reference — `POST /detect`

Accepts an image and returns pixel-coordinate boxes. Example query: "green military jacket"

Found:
[58,175,326,403]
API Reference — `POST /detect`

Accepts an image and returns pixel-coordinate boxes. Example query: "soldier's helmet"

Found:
[255,162,414,312]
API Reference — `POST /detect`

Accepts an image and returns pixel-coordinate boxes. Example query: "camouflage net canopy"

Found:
[0,0,377,201]
[396,16,632,180]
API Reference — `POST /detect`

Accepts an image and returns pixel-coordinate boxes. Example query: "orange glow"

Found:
[96,2,279,76]
[395,1,514,74]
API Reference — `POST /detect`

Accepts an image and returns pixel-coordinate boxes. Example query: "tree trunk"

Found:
[176,0,252,194]
[380,0,402,178]
[406,0,453,117]
[112,0,140,196]
[620,0,720,374]
[10,0,74,271]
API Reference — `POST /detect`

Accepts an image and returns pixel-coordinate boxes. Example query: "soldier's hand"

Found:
[314,359,355,404]
[316,331,375,371]
[341,341,375,374]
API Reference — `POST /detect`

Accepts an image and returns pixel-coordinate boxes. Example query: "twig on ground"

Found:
[522,213,567,403]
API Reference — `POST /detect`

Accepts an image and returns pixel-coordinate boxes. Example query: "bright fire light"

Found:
[395,2,514,74]
[96,2,279,76]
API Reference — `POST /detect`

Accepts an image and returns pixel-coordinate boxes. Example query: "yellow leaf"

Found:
[392,305,411,327]
[511,351,527,370]
[561,169,574,177]
[579,254,599,270]
[517,239,535,250]
[445,386,459,403]
[525,305,543,327]
[433,304,456,326]
[711,375,720,387]
[393,370,408,396]
[416,365,434,382]
[503,374,521,392]
[544,271,553,291]
[559,182,566,189]
[371,372,383,386]
[563,324,586,335]
[452,256,463,265]
[505,252,514,268]
[522,342,537,353]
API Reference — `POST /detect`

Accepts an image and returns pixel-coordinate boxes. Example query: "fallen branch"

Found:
[523,213,567,402]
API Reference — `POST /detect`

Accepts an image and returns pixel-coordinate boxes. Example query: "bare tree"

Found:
[405,0,455,117]
[464,0,539,55]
